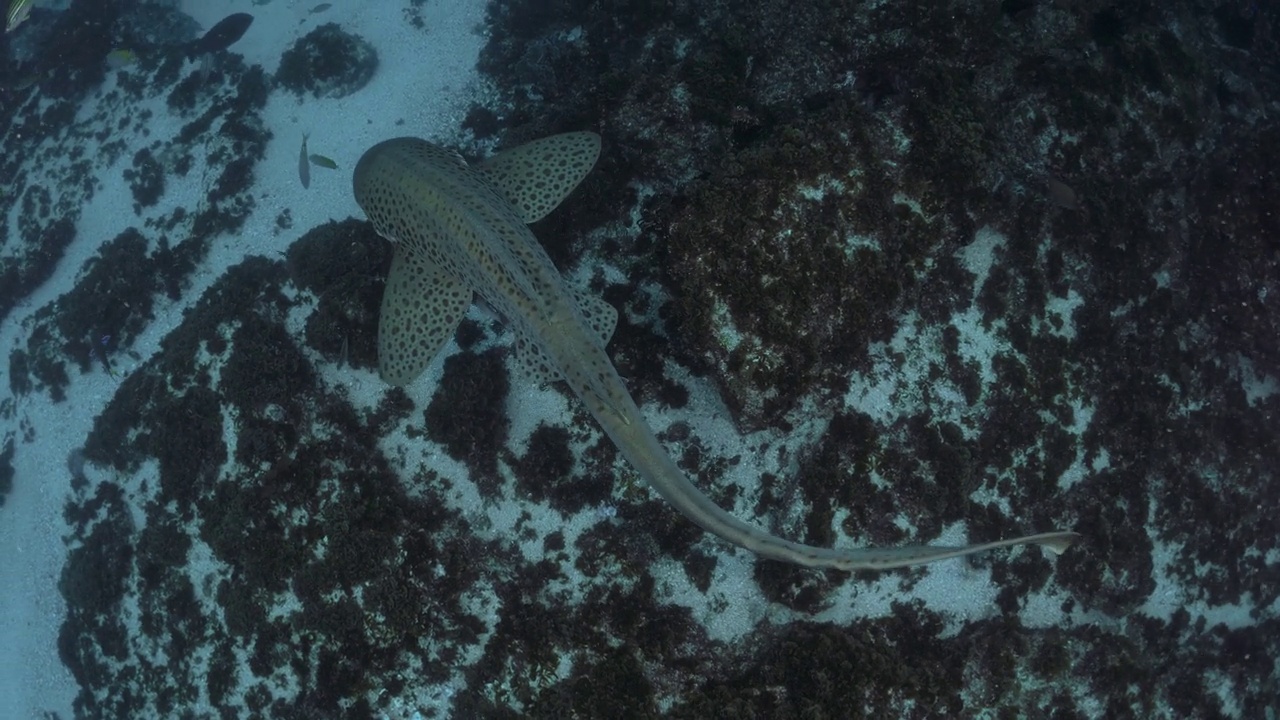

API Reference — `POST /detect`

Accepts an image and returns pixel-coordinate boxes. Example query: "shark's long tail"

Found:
[582,375,1080,571]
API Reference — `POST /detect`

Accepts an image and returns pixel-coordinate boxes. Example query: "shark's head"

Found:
[352,137,465,248]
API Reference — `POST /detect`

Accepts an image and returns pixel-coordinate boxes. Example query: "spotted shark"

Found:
[352,132,1081,571]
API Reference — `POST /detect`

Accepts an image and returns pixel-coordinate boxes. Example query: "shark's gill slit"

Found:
[352,132,1081,572]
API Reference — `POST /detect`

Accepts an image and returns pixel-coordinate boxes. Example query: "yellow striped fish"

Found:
[309,153,337,169]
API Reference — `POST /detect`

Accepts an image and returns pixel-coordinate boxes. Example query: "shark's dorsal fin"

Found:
[378,246,471,386]
[573,289,617,346]
[513,327,563,385]
[476,132,601,224]
[510,291,616,387]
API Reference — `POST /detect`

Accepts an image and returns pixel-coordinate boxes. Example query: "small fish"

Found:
[308,153,337,170]
[299,133,311,189]
[186,13,254,59]
[310,3,332,12]
[106,49,136,69]
[6,0,34,33]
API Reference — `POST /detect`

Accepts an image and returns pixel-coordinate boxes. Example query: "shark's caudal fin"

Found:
[763,531,1082,571]
[353,131,1082,573]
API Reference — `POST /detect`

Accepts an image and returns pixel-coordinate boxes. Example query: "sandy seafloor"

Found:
[0,1,1278,719]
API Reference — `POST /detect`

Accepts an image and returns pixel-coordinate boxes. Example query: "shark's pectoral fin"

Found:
[377,246,471,386]
[476,132,601,224]
[512,327,563,386]
[573,289,618,346]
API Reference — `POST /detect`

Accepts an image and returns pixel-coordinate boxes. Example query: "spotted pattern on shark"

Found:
[352,132,1081,571]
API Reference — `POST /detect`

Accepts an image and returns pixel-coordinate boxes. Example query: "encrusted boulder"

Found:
[275,23,378,99]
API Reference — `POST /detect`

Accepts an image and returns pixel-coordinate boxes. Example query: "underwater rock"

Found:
[275,23,378,99]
